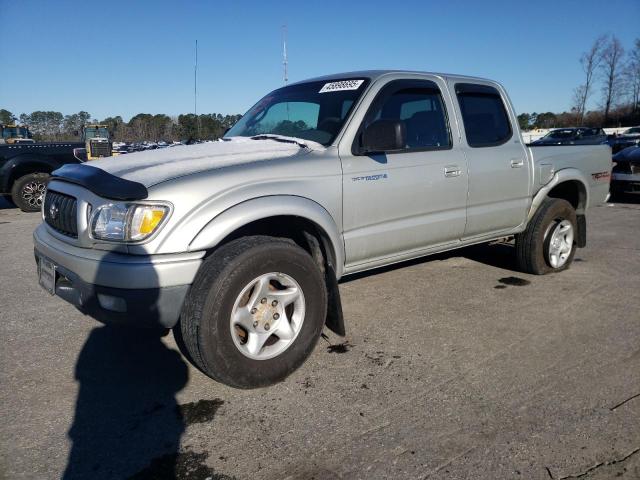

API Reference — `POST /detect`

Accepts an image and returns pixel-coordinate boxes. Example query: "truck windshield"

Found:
[546,129,576,139]
[85,128,109,139]
[225,78,369,145]
[2,127,30,139]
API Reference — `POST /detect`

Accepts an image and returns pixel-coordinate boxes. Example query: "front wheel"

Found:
[176,236,327,388]
[516,198,577,275]
[11,173,50,212]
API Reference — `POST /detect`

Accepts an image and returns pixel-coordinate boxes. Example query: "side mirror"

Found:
[360,119,406,154]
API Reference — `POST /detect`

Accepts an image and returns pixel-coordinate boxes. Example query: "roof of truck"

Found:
[292,70,495,85]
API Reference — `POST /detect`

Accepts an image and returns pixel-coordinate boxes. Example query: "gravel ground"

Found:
[1,195,639,480]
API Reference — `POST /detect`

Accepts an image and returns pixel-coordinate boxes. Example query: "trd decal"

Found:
[352,173,388,182]
[591,171,610,181]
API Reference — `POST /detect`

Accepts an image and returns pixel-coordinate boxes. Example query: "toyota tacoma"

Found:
[33,71,612,388]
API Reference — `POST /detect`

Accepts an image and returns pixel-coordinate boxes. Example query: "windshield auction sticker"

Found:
[319,80,365,93]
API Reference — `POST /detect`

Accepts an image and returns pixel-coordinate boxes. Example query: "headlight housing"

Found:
[91,203,170,242]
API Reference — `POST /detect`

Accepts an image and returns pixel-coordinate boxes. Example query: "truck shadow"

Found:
[341,241,518,283]
[63,326,189,479]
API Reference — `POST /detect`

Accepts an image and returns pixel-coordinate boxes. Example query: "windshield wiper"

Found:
[250,134,309,149]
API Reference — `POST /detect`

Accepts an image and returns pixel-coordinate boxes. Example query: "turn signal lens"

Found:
[129,205,169,241]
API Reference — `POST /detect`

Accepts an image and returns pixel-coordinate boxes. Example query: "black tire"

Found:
[516,198,577,275]
[609,184,625,202]
[176,236,327,388]
[11,173,50,212]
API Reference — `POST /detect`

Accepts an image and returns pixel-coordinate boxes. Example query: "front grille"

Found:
[44,191,78,238]
[89,141,112,158]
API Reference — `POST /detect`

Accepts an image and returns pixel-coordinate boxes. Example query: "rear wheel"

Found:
[176,236,327,388]
[11,173,49,212]
[516,198,577,275]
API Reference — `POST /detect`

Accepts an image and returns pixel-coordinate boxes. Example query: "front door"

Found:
[340,78,468,266]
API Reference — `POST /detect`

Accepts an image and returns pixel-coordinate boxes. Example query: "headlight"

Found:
[91,203,170,242]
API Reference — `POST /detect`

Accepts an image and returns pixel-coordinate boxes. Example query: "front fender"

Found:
[528,167,590,221]
[188,195,345,278]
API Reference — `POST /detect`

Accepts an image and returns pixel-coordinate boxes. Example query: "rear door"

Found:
[449,82,531,237]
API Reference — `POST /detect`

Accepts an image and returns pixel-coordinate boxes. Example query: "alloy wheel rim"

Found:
[21,181,46,208]
[229,272,305,360]
[545,219,574,268]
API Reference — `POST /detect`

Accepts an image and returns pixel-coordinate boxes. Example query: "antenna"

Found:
[282,25,288,85]
[194,39,198,116]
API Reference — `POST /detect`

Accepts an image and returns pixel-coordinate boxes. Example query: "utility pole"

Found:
[194,39,199,139]
[282,25,288,85]
[194,39,198,116]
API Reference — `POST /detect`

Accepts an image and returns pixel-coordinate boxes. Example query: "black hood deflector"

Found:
[51,164,148,201]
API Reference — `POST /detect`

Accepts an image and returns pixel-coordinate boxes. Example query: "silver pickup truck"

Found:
[33,71,611,388]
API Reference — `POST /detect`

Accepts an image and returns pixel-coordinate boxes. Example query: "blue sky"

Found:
[1,0,638,120]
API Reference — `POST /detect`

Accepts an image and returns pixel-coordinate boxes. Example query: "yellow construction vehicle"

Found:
[0,124,35,144]
[82,124,114,159]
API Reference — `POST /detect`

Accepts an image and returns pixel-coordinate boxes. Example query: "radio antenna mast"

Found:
[282,25,288,85]
[194,39,198,116]
[194,39,200,139]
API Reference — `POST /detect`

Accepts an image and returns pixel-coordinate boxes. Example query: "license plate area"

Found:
[38,257,57,295]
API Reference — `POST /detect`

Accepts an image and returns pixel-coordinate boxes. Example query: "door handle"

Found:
[444,166,461,177]
[510,159,525,168]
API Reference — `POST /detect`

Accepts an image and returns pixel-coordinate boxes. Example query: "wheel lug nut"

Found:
[264,323,270,331]
[272,300,278,307]
[261,298,267,304]
[251,308,257,314]
[273,313,280,320]
[253,321,258,328]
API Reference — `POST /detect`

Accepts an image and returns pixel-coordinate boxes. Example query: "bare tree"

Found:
[624,38,640,113]
[600,35,625,124]
[573,35,606,124]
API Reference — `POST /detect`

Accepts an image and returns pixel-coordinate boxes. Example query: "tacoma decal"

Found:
[352,173,388,182]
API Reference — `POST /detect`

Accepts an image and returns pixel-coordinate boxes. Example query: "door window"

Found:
[360,82,451,152]
[455,84,512,147]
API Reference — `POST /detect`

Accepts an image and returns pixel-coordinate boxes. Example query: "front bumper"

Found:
[33,224,204,328]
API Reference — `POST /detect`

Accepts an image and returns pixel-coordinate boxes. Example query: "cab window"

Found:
[455,83,512,147]
[364,82,451,151]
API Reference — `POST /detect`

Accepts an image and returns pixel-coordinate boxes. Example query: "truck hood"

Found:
[89,137,317,187]
[613,145,640,162]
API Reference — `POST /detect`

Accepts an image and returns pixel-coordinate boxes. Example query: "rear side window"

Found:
[455,83,512,147]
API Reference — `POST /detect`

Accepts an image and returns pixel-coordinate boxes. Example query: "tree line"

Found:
[0,108,242,143]
[519,36,640,131]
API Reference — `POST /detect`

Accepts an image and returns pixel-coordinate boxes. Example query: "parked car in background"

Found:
[611,145,640,196]
[608,126,640,154]
[530,127,607,146]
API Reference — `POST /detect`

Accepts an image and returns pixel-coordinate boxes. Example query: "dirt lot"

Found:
[1,195,639,480]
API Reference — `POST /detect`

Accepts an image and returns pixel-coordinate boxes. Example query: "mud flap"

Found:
[325,264,345,337]
[302,230,346,337]
[577,214,587,248]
